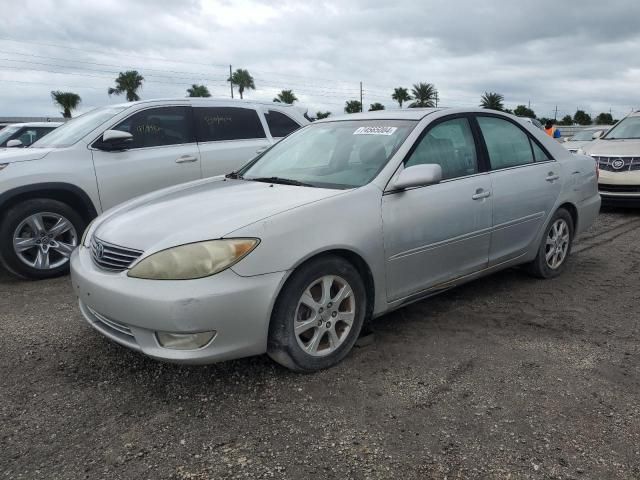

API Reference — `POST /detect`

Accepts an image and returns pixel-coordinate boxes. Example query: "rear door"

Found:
[264,109,303,140]
[194,106,271,177]
[475,115,561,265]
[91,106,201,210]
[382,115,493,301]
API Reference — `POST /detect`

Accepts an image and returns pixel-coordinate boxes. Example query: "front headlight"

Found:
[127,238,259,280]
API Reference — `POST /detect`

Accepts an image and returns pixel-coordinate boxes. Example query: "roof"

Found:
[1,122,63,128]
[111,97,300,109]
[320,108,443,122]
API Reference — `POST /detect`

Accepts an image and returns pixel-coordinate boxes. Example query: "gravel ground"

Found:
[1,208,639,479]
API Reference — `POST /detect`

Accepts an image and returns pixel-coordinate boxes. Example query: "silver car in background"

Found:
[71,108,600,372]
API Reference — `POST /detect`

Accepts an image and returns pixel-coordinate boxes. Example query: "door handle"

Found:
[176,155,198,163]
[546,172,560,182]
[472,188,491,200]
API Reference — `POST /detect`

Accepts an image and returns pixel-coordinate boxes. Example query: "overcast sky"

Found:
[1,0,639,120]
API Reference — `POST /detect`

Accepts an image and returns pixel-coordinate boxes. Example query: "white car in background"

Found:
[0,122,63,148]
[562,127,605,154]
[579,110,640,205]
[0,98,308,279]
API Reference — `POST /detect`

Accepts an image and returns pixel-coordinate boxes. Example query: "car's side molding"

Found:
[0,182,98,221]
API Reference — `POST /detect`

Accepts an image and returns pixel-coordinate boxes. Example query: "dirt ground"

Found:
[1,208,639,479]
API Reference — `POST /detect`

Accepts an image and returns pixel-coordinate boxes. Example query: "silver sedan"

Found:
[70,108,601,371]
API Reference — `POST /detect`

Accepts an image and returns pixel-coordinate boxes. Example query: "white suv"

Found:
[579,111,640,206]
[0,98,308,279]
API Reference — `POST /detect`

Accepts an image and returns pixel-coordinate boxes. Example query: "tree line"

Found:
[47,69,619,126]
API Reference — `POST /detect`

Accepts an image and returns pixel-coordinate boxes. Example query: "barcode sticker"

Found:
[353,126,397,136]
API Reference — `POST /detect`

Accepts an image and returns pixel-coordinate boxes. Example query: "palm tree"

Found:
[108,71,144,102]
[187,84,211,97]
[316,111,331,119]
[227,68,255,99]
[273,89,298,104]
[50,91,81,118]
[369,102,385,111]
[480,92,504,111]
[409,83,438,108]
[391,87,411,108]
[344,100,362,114]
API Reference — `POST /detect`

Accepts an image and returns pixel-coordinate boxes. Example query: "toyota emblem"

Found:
[96,242,104,259]
[611,158,626,170]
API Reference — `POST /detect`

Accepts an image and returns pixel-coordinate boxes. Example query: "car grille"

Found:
[599,184,640,193]
[90,237,143,272]
[594,156,640,172]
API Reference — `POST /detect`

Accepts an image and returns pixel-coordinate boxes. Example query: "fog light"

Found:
[156,331,216,350]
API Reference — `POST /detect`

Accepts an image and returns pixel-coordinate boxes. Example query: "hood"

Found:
[94,177,346,252]
[0,147,53,164]
[563,140,591,150]
[582,138,640,156]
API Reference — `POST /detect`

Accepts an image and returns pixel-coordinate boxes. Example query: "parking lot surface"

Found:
[1,209,639,479]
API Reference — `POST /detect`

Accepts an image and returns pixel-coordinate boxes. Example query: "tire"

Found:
[0,198,85,280]
[526,208,574,279]
[267,255,367,372]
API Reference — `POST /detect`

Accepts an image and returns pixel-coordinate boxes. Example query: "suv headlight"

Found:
[128,238,259,280]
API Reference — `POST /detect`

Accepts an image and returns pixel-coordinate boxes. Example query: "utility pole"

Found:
[554,105,558,121]
[360,82,363,112]
[528,99,531,109]
[229,64,233,99]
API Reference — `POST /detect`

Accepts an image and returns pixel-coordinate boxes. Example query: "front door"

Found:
[91,106,201,211]
[382,116,493,302]
[475,115,562,265]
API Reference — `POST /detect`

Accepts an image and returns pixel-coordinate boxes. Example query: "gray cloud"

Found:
[1,0,638,120]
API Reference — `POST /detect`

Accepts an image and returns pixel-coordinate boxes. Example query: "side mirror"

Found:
[99,129,133,151]
[592,130,603,139]
[392,164,443,190]
[6,139,23,148]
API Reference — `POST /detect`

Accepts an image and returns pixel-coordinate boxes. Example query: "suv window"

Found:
[265,110,301,138]
[405,117,478,180]
[18,127,55,146]
[194,107,266,142]
[477,116,534,169]
[98,106,193,149]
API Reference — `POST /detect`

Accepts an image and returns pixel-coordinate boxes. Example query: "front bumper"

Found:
[598,170,640,203]
[70,247,287,364]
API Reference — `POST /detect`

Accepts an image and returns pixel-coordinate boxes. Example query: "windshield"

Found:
[603,116,640,140]
[0,126,20,144]
[240,120,417,189]
[32,106,128,148]
[571,130,597,141]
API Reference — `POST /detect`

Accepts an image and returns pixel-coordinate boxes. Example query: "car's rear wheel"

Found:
[0,199,85,279]
[267,255,366,372]
[526,208,574,279]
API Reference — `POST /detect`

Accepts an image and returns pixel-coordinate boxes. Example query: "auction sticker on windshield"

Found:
[353,126,398,135]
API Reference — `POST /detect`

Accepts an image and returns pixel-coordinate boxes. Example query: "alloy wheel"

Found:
[545,218,570,270]
[294,275,356,357]
[12,212,78,270]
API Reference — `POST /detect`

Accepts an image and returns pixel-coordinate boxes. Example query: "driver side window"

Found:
[405,118,478,180]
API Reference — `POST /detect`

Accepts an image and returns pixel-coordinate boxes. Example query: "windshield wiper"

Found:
[225,171,243,179]
[250,176,314,187]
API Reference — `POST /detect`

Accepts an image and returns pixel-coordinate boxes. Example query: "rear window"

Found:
[264,110,301,138]
[194,107,266,142]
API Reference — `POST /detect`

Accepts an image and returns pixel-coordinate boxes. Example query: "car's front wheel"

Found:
[0,199,85,279]
[268,255,367,372]
[526,208,574,279]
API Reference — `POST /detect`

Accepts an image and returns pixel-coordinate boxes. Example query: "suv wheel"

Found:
[267,255,366,372]
[0,199,85,279]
